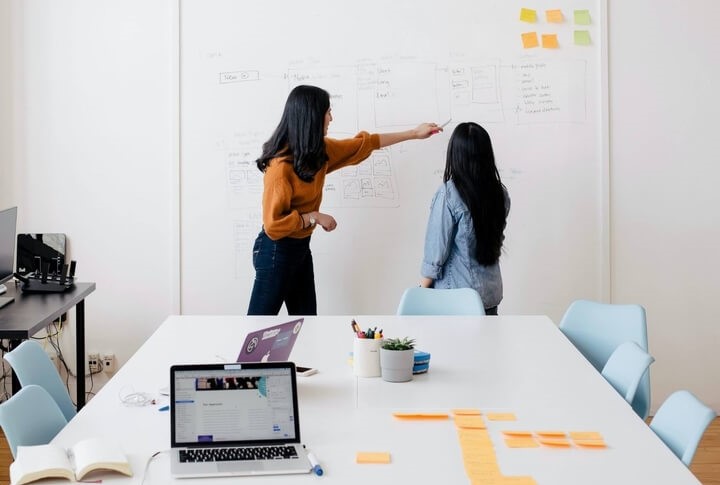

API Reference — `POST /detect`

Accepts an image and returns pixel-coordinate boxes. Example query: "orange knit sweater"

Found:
[261,132,381,240]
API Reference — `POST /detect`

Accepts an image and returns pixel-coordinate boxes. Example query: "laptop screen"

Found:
[170,363,300,448]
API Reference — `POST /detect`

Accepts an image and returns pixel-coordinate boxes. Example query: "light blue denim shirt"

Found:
[421,180,510,309]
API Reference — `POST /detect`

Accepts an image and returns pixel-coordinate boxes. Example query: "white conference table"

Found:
[48,315,700,484]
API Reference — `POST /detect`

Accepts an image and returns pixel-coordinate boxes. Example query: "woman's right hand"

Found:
[316,212,337,232]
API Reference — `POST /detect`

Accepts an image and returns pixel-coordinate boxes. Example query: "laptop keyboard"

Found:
[180,445,299,463]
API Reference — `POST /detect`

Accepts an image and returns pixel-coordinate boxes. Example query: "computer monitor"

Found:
[0,206,18,308]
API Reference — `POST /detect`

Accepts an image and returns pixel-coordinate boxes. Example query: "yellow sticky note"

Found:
[520,8,537,23]
[486,412,517,421]
[505,437,539,448]
[542,34,559,49]
[453,408,482,416]
[520,32,539,49]
[574,9,591,25]
[569,431,603,441]
[356,451,391,464]
[574,30,591,46]
[546,9,563,23]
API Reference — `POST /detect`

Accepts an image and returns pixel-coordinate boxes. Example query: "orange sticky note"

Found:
[542,34,559,49]
[502,430,533,437]
[393,412,449,420]
[535,430,566,437]
[537,436,571,447]
[455,415,487,429]
[505,437,539,448]
[486,412,517,421]
[356,451,391,464]
[519,8,537,23]
[521,32,539,49]
[546,9,563,23]
[569,431,603,441]
[574,439,607,448]
[452,408,482,416]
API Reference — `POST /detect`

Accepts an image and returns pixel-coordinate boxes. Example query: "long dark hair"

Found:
[444,122,507,265]
[256,85,330,182]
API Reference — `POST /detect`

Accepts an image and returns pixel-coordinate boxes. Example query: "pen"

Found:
[158,405,169,412]
[307,451,323,476]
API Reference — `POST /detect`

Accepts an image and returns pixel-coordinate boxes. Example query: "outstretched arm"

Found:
[378,123,442,148]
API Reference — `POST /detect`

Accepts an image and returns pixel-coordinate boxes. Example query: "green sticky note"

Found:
[574,9,591,25]
[574,30,591,46]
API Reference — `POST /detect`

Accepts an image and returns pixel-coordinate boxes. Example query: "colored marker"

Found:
[439,118,452,128]
[307,451,324,476]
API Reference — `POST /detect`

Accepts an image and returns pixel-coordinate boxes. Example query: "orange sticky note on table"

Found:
[356,451,391,464]
[535,430,566,437]
[538,436,571,447]
[455,415,487,429]
[569,431,603,441]
[574,439,607,448]
[546,9,563,23]
[521,32,539,49]
[486,412,517,421]
[452,408,482,416]
[393,412,449,420]
[502,430,533,437]
[519,8,537,23]
[542,34,559,49]
[505,437,539,448]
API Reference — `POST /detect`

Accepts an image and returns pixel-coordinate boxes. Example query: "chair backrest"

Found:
[4,340,77,421]
[650,390,716,466]
[0,384,68,458]
[558,299,651,419]
[396,287,485,316]
[601,341,654,404]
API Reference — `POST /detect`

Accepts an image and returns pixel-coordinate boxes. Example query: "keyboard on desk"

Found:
[179,445,300,463]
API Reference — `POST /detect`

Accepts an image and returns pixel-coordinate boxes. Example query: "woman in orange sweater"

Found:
[248,85,441,315]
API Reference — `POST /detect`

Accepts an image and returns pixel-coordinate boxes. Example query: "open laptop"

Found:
[170,362,312,478]
[236,318,304,363]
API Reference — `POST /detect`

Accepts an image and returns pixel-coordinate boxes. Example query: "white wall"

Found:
[608,0,720,411]
[1,1,717,412]
[0,0,13,207]
[2,0,179,383]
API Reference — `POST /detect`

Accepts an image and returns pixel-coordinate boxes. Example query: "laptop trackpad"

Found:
[217,462,262,474]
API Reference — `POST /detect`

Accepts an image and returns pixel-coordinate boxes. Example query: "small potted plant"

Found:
[379,337,415,382]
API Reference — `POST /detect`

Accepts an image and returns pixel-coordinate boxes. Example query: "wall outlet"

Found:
[102,353,115,373]
[88,352,101,373]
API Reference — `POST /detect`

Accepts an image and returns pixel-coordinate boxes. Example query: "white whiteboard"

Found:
[179,0,607,319]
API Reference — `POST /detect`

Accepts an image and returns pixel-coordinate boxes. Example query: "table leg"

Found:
[76,299,86,410]
[8,339,21,395]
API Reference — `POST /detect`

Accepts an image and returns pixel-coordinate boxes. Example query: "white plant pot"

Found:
[380,348,414,382]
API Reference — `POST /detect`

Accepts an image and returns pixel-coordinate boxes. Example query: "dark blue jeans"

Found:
[247,230,317,316]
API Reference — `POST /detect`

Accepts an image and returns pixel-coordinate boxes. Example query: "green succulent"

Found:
[381,337,416,351]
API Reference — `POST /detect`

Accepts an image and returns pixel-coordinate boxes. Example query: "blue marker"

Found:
[307,451,323,476]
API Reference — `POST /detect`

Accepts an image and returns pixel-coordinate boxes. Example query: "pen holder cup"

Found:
[353,337,383,377]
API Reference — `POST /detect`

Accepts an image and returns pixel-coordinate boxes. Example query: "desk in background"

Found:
[48,315,700,484]
[0,282,95,410]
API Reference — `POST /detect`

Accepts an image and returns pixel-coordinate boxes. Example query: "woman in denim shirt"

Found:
[420,122,510,315]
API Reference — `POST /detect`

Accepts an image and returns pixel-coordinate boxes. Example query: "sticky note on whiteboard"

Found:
[520,8,537,23]
[542,34,559,49]
[574,30,592,46]
[574,9,591,25]
[546,9,564,23]
[521,32,539,49]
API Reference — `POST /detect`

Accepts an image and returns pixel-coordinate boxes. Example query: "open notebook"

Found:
[170,362,312,478]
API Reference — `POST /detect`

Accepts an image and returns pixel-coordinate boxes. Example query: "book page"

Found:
[10,444,74,485]
[71,438,132,480]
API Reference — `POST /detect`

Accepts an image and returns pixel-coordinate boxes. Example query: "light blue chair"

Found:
[396,287,485,316]
[601,341,654,405]
[650,390,716,466]
[0,384,68,457]
[558,299,651,419]
[4,339,77,421]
